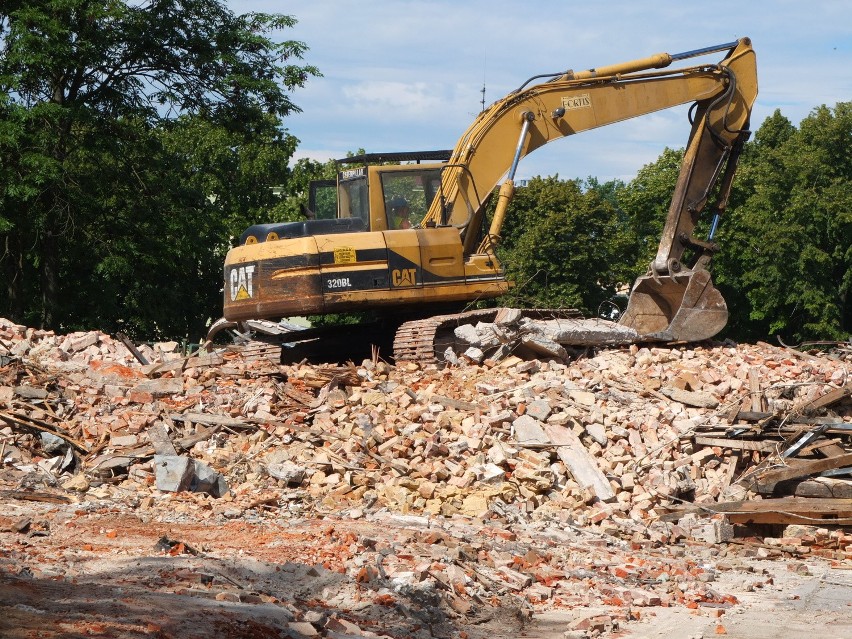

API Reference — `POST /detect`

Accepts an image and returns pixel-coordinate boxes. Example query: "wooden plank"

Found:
[663,497,852,526]
[720,452,740,491]
[755,453,852,490]
[748,368,763,412]
[792,382,852,414]
[819,442,850,457]
[733,410,774,422]
[789,478,852,499]
[0,490,74,504]
[694,436,778,452]
[543,424,615,503]
[801,439,848,458]
[0,410,89,453]
[727,411,852,434]
[726,512,852,526]
[116,331,149,365]
[704,497,852,513]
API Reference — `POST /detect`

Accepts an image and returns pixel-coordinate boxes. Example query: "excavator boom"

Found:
[420,37,756,341]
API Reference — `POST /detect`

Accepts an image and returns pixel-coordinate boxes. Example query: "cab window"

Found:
[339,175,369,226]
[381,168,442,230]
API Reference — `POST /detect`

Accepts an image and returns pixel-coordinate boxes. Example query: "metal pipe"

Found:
[671,40,740,62]
[486,112,534,243]
[708,214,721,241]
[508,112,534,180]
[518,39,743,90]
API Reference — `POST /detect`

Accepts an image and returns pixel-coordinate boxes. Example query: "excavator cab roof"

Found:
[337,150,452,165]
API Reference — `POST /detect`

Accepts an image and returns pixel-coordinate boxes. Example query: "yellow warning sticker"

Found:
[333,246,356,264]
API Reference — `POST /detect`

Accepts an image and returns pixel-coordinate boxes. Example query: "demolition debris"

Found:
[1,315,850,638]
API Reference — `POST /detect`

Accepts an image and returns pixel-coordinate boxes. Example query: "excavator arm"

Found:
[422,38,757,340]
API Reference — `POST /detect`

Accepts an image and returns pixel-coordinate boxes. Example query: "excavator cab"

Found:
[306,151,451,232]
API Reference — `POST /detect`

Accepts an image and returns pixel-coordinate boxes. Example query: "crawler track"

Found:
[393,307,583,365]
[393,308,503,364]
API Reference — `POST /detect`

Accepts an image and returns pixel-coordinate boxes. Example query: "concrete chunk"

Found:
[153,455,194,492]
[267,460,307,485]
[525,399,552,421]
[133,377,184,397]
[520,334,567,359]
[192,460,229,498]
[454,324,481,346]
[512,415,549,445]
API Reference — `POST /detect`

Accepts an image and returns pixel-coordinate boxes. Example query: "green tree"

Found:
[614,147,685,272]
[0,0,318,338]
[715,105,852,341]
[47,113,300,340]
[498,176,636,315]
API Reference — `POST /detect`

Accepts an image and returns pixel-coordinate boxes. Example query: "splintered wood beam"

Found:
[788,478,852,499]
[662,497,852,526]
[755,453,852,491]
[694,436,778,452]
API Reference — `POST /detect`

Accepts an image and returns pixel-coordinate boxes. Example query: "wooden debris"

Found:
[694,436,778,453]
[753,453,852,493]
[1,314,850,556]
[664,497,852,526]
[0,410,89,453]
[0,490,74,504]
[792,382,852,414]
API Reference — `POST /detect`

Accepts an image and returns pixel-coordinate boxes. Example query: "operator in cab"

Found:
[388,197,412,229]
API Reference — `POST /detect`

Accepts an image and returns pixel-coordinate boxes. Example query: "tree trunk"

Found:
[2,235,25,322]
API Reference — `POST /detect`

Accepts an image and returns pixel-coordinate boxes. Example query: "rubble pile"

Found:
[2,315,851,637]
[444,311,639,363]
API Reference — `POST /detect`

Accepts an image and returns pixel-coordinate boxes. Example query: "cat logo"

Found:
[391,268,417,287]
[229,264,256,301]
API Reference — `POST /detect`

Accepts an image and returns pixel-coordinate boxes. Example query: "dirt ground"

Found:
[2,493,850,639]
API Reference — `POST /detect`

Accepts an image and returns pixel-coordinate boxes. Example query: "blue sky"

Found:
[227,1,850,182]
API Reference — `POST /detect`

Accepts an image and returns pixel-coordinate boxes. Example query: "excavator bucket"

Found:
[618,269,728,342]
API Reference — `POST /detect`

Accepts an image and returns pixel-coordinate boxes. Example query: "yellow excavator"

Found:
[208,38,757,363]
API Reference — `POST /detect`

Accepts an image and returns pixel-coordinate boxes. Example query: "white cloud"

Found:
[228,0,852,178]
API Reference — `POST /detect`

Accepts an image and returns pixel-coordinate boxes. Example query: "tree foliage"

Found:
[0,0,318,339]
[498,176,636,315]
[715,105,851,341]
